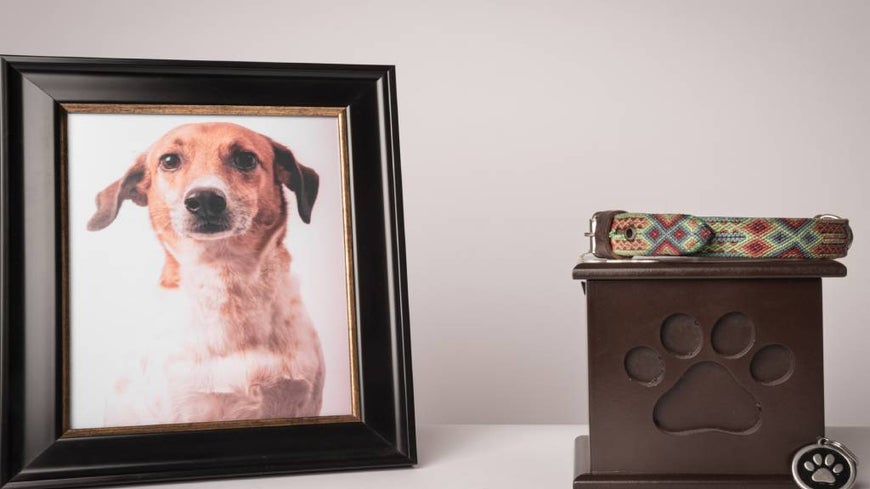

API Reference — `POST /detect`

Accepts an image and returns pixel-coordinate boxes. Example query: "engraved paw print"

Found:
[804,453,844,484]
[623,312,795,434]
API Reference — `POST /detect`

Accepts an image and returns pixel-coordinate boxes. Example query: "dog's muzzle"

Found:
[184,187,231,234]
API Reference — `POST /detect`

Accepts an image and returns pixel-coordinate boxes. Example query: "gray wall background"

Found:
[1,0,868,426]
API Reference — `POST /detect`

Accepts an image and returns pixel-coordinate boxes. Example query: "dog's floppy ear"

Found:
[87,154,149,231]
[272,141,319,224]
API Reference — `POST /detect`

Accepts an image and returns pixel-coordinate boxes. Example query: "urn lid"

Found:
[573,259,847,281]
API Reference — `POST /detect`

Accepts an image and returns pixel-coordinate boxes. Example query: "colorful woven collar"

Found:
[585,211,852,260]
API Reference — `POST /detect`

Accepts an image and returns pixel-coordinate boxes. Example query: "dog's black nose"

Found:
[184,188,227,218]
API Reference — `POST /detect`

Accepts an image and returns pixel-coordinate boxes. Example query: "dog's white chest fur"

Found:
[105,247,324,426]
[182,258,279,354]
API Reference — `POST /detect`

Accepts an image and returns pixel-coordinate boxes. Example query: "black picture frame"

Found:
[0,55,415,488]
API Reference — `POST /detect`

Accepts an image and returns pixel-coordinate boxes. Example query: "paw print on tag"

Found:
[805,453,843,483]
[792,441,857,489]
[623,311,795,434]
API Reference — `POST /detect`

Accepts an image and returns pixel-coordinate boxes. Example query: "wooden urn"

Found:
[572,259,846,488]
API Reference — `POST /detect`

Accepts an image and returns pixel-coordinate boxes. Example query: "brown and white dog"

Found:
[88,122,324,426]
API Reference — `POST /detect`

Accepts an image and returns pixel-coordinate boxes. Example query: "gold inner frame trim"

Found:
[60,103,360,437]
[62,104,346,117]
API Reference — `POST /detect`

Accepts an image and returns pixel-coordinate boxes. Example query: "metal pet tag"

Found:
[792,437,859,489]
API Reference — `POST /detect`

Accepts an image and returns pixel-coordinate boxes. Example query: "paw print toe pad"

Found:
[624,347,664,386]
[661,313,702,358]
[711,312,755,358]
[750,344,794,385]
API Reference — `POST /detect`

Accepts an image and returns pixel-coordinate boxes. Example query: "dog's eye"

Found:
[231,151,258,172]
[159,153,181,171]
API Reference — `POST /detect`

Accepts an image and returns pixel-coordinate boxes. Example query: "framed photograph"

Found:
[0,56,415,488]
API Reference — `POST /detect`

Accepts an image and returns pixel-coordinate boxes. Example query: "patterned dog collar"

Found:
[584,210,852,261]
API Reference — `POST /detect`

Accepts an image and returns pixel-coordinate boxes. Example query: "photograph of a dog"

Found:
[66,110,356,431]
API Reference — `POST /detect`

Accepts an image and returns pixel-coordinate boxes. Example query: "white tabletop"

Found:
[131,425,870,489]
[143,424,584,489]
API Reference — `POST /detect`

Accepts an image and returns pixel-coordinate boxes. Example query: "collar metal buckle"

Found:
[579,211,667,264]
[580,213,599,262]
